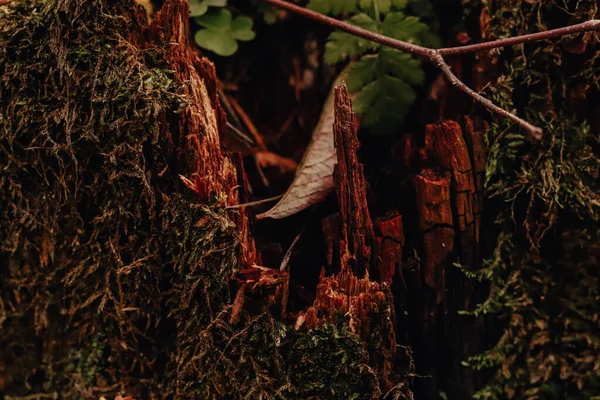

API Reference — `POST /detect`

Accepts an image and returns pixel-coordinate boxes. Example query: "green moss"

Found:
[462,1,600,398]
[0,0,186,396]
[186,311,384,400]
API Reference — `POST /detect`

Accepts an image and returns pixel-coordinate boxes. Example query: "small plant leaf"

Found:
[345,55,376,92]
[195,8,232,32]
[359,0,391,14]
[194,9,255,56]
[231,16,256,41]
[379,47,424,85]
[307,0,358,15]
[322,4,436,135]
[189,0,227,17]
[195,29,238,56]
[391,0,409,8]
[323,13,377,64]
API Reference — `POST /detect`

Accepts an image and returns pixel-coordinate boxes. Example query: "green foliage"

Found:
[313,0,437,134]
[194,8,256,56]
[460,1,600,398]
[190,0,227,17]
[290,324,380,399]
[191,311,384,399]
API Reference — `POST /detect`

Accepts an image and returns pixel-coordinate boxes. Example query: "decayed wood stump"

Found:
[0,0,256,397]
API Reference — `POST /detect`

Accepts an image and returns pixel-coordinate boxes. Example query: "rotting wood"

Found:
[424,121,477,270]
[463,116,488,259]
[333,85,374,276]
[298,85,398,393]
[414,169,454,305]
[149,0,259,267]
[373,213,405,284]
[411,168,454,399]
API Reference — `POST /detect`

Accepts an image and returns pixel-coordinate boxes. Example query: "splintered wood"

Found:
[148,0,256,266]
[298,85,396,391]
[332,85,374,274]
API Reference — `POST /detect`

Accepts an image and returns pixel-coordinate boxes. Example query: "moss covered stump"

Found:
[0,0,404,398]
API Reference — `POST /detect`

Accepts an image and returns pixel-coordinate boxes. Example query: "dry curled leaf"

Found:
[257,70,351,220]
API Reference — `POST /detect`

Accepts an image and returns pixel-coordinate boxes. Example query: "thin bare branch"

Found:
[438,19,600,56]
[226,194,283,209]
[263,0,600,138]
[264,0,431,57]
[430,53,543,140]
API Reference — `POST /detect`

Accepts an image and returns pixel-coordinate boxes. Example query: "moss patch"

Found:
[463,1,600,398]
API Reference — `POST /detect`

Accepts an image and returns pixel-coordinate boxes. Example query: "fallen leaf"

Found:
[257,69,352,220]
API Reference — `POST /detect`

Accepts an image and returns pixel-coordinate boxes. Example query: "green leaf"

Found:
[308,0,358,15]
[307,0,331,14]
[352,71,417,135]
[345,56,377,93]
[194,30,238,56]
[195,8,232,31]
[231,16,255,41]
[391,0,409,8]
[323,13,377,63]
[382,13,439,47]
[193,9,255,56]
[189,0,227,17]
[379,47,424,85]
[352,80,379,114]
[359,0,391,14]
[321,1,437,135]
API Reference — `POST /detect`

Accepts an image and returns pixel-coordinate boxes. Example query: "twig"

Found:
[227,95,268,151]
[263,0,600,138]
[438,20,600,56]
[227,121,256,148]
[279,224,305,271]
[226,194,283,209]
[430,53,542,140]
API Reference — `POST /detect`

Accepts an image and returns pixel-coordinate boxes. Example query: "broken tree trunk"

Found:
[0,0,258,397]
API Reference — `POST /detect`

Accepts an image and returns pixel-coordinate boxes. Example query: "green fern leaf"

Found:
[307,0,358,15]
[379,47,424,85]
[358,0,391,13]
[321,0,436,134]
[323,14,377,64]
[357,74,416,133]
[391,0,409,8]
[345,55,377,92]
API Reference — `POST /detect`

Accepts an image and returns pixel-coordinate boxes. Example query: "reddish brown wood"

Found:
[414,169,454,304]
[235,265,289,319]
[394,134,420,170]
[424,121,477,270]
[333,86,374,275]
[373,213,405,284]
[463,116,488,252]
[321,213,342,270]
[302,85,397,392]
